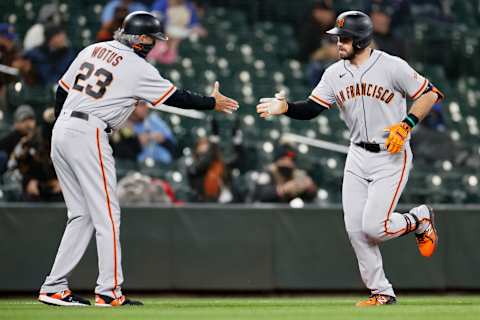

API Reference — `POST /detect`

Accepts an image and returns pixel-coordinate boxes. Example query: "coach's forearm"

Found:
[285,99,328,120]
[54,86,68,119]
[408,91,439,121]
[164,89,215,110]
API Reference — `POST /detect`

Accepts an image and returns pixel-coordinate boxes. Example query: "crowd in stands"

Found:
[0,0,474,204]
[297,0,452,85]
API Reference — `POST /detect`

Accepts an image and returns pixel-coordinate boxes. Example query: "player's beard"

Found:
[339,46,356,60]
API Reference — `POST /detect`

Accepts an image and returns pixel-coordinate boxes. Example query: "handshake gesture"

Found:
[256,91,288,118]
[211,81,239,114]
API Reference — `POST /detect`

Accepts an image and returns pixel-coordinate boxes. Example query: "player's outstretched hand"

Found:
[211,81,239,114]
[384,122,411,154]
[256,91,288,118]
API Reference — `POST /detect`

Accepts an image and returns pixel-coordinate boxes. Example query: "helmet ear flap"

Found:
[353,35,372,50]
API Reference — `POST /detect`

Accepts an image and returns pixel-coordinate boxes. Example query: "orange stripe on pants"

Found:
[96,128,118,294]
[384,150,407,235]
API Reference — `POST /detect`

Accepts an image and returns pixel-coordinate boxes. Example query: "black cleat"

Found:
[38,290,91,307]
[356,294,397,307]
[95,294,143,307]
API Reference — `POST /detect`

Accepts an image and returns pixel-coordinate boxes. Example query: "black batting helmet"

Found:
[326,11,373,49]
[121,11,168,41]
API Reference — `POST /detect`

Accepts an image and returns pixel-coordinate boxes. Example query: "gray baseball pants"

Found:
[40,110,123,299]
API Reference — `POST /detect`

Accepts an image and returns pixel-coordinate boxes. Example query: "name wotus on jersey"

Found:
[335,82,395,107]
[91,46,124,67]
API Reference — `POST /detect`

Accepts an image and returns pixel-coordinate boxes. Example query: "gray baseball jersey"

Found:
[307,49,436,298]
[310,49,428,143]
[58,40,176,129]
[41,40,178,300]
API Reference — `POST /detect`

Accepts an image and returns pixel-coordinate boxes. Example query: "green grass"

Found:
[1,295,480,320]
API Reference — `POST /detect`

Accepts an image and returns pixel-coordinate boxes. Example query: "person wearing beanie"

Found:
[0,104,36,173]
[23,24,75,85]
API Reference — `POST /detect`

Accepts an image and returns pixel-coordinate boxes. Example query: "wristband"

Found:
[402,113,419,128]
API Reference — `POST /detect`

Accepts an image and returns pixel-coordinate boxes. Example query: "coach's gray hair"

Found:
[113,28,142,47]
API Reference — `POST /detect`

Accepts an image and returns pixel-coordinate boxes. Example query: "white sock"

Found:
[409,205,431,234]
[403,213,419,234]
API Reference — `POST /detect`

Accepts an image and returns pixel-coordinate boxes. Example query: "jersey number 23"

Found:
[73,62,113,99]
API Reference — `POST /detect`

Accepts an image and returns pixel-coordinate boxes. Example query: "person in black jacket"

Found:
[9,107,61,201]
[254,144,317,203]
[187,132,225,202]
[0,105,37,173]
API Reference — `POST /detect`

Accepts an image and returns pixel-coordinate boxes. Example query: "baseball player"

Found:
[38,11,238,307]
[256,11,444,306]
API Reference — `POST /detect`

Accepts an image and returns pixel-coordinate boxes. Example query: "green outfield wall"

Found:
[0,204,478,292]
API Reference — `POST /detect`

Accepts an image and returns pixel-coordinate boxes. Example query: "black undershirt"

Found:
[164,89,215,110]
[54,87,216,120]
[54,86,68,119]
[285,99,328,120]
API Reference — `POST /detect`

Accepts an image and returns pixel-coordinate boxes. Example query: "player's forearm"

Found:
[408,91,439,122]
[163,89,215,110]
[285,99,328,120]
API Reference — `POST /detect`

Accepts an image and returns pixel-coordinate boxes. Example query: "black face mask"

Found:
[278,166,294,179]
[134,43,155,58]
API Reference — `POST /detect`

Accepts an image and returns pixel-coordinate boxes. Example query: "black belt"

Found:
[355,142,381,153]
[71,111,112,133]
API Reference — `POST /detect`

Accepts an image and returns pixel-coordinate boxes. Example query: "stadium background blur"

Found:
[1,0,480,296]
[0,0,479,205]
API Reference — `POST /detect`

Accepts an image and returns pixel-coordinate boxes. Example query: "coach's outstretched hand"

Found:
[256,91,288,118]
[211,81,239,114]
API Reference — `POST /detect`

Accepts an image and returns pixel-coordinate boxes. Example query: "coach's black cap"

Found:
[121,11,168,41]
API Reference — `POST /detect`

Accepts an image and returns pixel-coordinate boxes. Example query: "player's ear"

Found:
[139,34,151,43]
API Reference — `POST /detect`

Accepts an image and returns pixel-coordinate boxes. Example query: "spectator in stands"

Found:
[307,36,338,87]
[187,117,232,202]
[297,0,336,86]
[185,117,248,203]
[253,144,317,203]
[0,24,19,109]
[149,0,207,64]
[410,103,457,165]
[298,0,335,62]
[13,107,61,202]
[112,101,176,164]
[101,0,148,24]
[97,5,129,42]
[117,172,179,204]
[23,25,75,86]
[1,24,36,88]
[370,5,407,58]
[191,0,207,20]
[0,105,36,173]
[363,0,411,28]
[23,3,64,51]
[110,123,142,161]
[135,101,176,164]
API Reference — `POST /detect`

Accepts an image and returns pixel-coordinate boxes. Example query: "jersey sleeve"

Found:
[57,49,87,91]
[134,64,177,108]
[309,73,336,109]
[392,58,429,100]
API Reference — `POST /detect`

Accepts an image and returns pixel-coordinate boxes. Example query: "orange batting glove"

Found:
[385,122,411,154]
